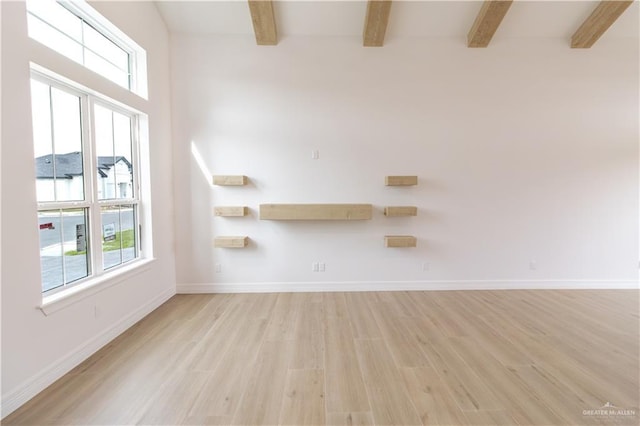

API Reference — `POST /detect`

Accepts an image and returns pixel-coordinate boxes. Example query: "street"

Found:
[38,209,134,249]
[38,209,136,292]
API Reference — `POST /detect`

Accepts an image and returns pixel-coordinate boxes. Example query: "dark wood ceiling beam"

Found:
[571,0,633,48]
[467,0,513,48]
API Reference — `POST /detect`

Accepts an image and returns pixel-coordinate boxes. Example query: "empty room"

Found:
[1,0,638,425]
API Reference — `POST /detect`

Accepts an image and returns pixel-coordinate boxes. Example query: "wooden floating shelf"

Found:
[214,206,248,217]
[385,175,417,186]
[260,204,373,221]
[213,175,248,186]
[384,206,418,217]
[214,236,249,248]
[385,235,417,248]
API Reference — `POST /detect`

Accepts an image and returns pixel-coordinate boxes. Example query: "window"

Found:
[26,0,147,97]
[31,74,141,294]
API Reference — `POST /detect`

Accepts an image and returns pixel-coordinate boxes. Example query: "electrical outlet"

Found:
[422,262,430,271]
[311,150,319,160]
[529,260,537,271]
[319,262,325,272]
[312,262,319,272]
[94,305,100,319]
[215,263,222,273]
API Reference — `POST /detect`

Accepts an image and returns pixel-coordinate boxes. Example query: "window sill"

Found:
[39,258,155,316]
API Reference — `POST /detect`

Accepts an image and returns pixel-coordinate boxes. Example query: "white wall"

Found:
[172,34,639,292]
[1,1,175,417]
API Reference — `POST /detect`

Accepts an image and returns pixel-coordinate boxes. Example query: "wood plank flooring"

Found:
[4,290,639,425]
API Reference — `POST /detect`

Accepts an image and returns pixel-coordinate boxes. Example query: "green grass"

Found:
[65,229,134,256]
[65,249,87,256]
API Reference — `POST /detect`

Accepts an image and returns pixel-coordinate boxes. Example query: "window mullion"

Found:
[111,111,117,198]
[131,115,140,201]
[87,96,104,275]
[58,209,67,285]
[98,199,138,207]
[80,17,86,67]
[38,201,90,211]
[131,115,141,255]
[80,94,94,278]
[48,85,58,202]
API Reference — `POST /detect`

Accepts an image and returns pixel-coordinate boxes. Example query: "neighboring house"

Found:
[35,152,132,200]
[96,155,133,199]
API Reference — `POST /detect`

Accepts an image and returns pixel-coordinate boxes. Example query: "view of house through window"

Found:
[32,76,139,293]
[93,103,137,270]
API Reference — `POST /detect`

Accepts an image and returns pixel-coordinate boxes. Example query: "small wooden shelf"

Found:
[385,235,417,248]
[214,206,248,217]
[385,176,417,186]
[213,175,248,186]
[260,204,373,220]
[384,206,417,217]
[214,236,249,248]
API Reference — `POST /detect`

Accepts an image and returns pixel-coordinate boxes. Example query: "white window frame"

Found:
[32,70,143,297]
[26,0,148,98]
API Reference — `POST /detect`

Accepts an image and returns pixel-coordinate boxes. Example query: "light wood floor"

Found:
[4,290,639,425]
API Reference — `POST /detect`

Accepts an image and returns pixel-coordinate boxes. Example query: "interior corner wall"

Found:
[1,1,176,418]
[171,35,639,292]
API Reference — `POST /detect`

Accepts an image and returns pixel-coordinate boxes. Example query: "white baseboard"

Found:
[177,279,639,294]
[1,286,176,420]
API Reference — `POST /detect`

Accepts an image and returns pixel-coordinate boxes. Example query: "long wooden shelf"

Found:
[260,204,373,220]
[213,175,248,186]
[385,235,417,248]
[385,175,417,186]
[214,206,248,217]
[384,206,417,217]
[214,236,249,248]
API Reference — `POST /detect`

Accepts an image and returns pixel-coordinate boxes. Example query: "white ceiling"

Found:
[155,1,639,41]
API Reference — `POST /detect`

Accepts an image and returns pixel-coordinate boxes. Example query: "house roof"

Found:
[35,152,131,179]
[97,155,132,177]
[36,152,82,179]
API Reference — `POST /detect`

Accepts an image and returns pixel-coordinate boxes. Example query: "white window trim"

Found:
[39,258,156,316]
[32,67,151,305]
